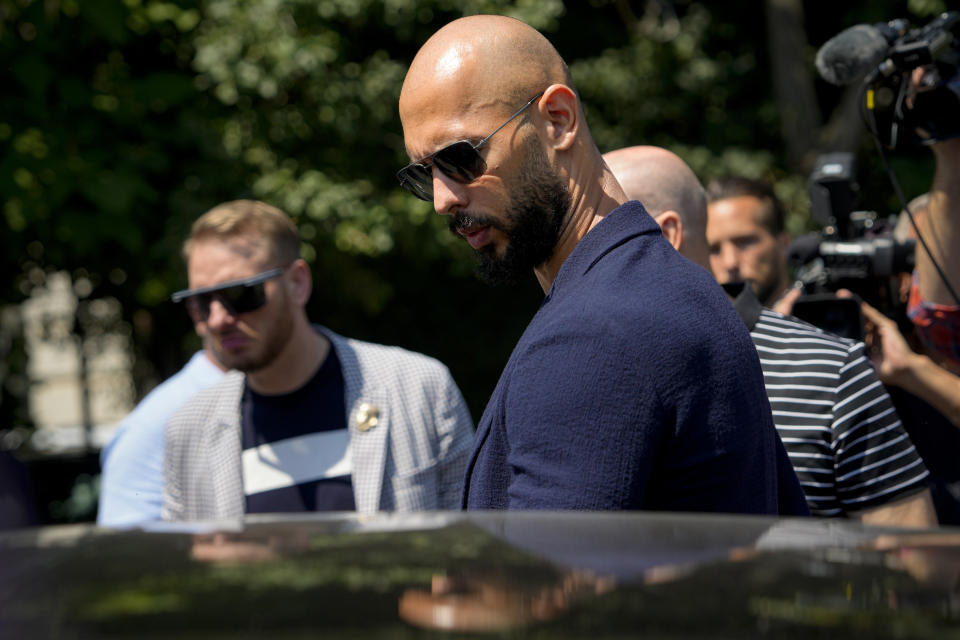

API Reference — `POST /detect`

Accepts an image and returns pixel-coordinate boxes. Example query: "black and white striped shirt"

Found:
[727,284,930,517]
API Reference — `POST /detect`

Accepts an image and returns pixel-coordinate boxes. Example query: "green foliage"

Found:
[0,0,944,428]
[187,0,566,265]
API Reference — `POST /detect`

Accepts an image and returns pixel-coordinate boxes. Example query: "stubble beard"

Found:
[449,138,571,286]
[752,256,787,308]
[213,290,296,374]
[754,278,782,308]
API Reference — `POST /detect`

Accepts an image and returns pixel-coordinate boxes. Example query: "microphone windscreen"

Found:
[815,24,890,86]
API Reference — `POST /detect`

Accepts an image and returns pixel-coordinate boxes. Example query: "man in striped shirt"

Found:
[605,146,936,527]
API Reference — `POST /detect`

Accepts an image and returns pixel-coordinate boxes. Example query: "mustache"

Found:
[448,211,502,235]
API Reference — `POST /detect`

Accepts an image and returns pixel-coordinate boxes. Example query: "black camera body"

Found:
[788,153,915,336]
[867,11,960,149]
[804,152,915,281]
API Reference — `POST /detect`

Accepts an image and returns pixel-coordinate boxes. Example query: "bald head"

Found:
[400,15,571,125]
[604,146,711,272]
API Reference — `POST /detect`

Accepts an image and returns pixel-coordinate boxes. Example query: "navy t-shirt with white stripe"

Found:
[240,347,355,513]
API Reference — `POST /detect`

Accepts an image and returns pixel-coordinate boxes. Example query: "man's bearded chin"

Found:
[464,147,571,285]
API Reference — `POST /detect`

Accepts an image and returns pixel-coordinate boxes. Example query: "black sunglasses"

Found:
[397,91,546,202]
[171,267,285,321]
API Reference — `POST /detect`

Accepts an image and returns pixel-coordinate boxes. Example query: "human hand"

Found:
[772,284,803,316]
[857,298,921,386]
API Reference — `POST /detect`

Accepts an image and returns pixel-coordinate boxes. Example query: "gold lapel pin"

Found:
[355,402,380,432]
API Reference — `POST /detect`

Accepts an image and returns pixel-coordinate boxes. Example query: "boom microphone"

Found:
[815,24,891,86]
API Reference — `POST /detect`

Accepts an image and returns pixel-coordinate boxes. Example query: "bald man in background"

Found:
[606,145,936,528]
[601,146,712,274]
[397,16,806,514]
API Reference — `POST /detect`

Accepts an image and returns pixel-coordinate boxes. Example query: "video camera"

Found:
[815,11,960,149]
[787,152,915,340]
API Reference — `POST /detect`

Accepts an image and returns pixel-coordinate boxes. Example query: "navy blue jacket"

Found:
[463,201,807,515]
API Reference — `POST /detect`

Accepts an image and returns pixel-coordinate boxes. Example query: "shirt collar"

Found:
[547,200,660,299]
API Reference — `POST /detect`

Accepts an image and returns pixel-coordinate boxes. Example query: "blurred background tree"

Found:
[0,0,949,520]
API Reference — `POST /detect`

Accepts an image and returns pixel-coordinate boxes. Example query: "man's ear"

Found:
[538,84,579,151]
[286,259,313,306]
[654,210,684,252]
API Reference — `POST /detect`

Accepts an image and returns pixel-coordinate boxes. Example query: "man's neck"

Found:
[246,320,330,395]
[533,153,628,292]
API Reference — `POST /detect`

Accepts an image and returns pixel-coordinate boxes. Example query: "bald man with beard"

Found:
[606,145,936,528]
[397,16,807,514]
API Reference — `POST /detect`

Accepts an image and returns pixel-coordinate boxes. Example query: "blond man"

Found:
[162,200,474,520]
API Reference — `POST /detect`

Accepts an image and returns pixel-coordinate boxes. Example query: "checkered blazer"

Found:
[162,326,475,521]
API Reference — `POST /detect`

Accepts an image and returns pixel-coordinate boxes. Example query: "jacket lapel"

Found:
[348,387,390,513]
[205,374,246,519]
[325,328,390,514]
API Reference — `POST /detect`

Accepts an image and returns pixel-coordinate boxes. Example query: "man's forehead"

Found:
[710,195,766,220]
[192,235,266,259]
[400,94,496,160]
[188,236,270,283]
[400,47,506,153]
[402,121,475,161]
[402,40,478,100]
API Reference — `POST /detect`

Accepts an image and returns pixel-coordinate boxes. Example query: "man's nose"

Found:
[432,168,469,216]
[718,244,741,274]
[206,298,236,330]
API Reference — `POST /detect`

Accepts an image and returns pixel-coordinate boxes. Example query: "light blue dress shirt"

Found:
[97,351,224,527]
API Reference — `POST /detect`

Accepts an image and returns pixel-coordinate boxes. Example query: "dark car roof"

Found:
[2,511,958,638]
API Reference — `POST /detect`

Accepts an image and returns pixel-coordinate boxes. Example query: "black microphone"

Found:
[815,24,891,86]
